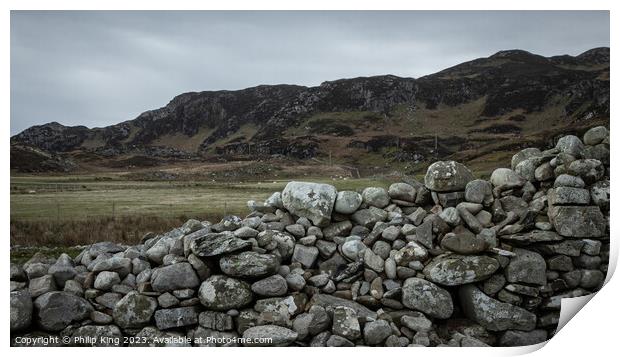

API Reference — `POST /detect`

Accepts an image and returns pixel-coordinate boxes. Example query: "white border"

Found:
[2,2,617,357]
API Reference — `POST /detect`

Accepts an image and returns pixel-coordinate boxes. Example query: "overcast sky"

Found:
[10,11,609,135]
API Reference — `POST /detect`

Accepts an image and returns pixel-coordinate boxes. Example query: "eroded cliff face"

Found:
[11,48,609,171]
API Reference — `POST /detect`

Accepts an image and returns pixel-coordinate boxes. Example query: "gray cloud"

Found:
[10,10,609,134]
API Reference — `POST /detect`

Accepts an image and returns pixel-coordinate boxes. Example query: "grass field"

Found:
[10,174,393,252]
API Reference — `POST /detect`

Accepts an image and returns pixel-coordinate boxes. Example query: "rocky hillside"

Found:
[11,48,609,174]
[10,126,610,346]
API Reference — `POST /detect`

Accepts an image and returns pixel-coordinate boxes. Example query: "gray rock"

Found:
[342,239,367,261]
[157,292,179,308]
[112,291,157,329]
[219,251,279,278]
[285,273,306,291]
[323,220,353,239]
[556,135,585,157]
[94,271,120,291]
[10,290,32,331]
[388,182,417,202]
[198,275,253,311]
[190,231,252,257]
[401,312,432,332]
[425,161,474,192]
[515,158,539,182]
[499,330,548,346]
[364,248,385,273]
[154,306,199,330]
[334,191,363,214]
[199,311,234,331]
[363,319,392,345]
[91,256,132,278]
[534,162,554,181]
[326,334,355,347]
[423,255,499,286]
[490,168,525,188]
[242,325,298,346]
[282,181,337,227]
[29,275,57,298]
[34,291,93,332]
[151,262,200,292]
[568,159,604,184]
[505,248,546,285]
[332,306,361,340]
[362,187,390,208]
[439,207,461,226]
[251,274,288,296]
[548,206,606,237]
[292,244,319,268]
[554,174,586,188]
[310,294,376,320]
[351,207,388,228]
[590,180,610,211]
[48,254,77,287]
[459,285,536,331]
[402,277,453,319]
[90,311,113,324]
[548,187,590,205]
[10,263,26,281]
[465,179,493,204]
[440,228,486,254]
[511,148,542,170]
[583,126,609,146]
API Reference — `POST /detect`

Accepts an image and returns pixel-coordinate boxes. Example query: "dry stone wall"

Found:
[10,126,610,347]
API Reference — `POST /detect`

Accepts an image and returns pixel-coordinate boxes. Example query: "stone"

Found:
[590,180,610,211]
[150,262,200,292]
[439,207,461,226]
[341,239,367,261]
[583,126,609,145]
[311,294,376,320]
[292,244,319,268]
[251,274,288,296]
[351,208,387,228]
[219,251,279,278]
[568,159,604,184]
[511,148,542,170]
[198,275,253,311]
[459,285,536,331]
[154,306,199,330]
[285,273,306,291]
[441,228,486,254]
[402,277,453,319]
[548,206,606,237]
[112,291,157,329]
[580,270,604,289]
[423,255,499,286]
[323,220,353,239]
[362,187,391,208]
[505,248,546,285]
[94,271,120,291]
[499,330,548,346]
[554,174,585,188]
[425,161,474,192]
[364,248,385,273]
[29,275,57,298]
[515,158,539,182]
[556,135,585,157]
[334,191,363,214]
[48,254,77,287]
[465,179,493,205]
[282,181,337,226]
[401,312,432,332]
[199,311,234,331]
[242,325,298,346]
[388,182,417,202]
[190,231,252,257]
[363,319,392,345]
[534,162,554,182]
[548,187,590,206]
[491,168,525,188]
[10,290,32,331]
[91,256,132,278]
[34,291,93,332]
[332,306,361,340]
[90,311,113,324]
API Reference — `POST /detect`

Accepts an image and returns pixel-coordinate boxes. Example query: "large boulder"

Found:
[556,135,585,157]
[198,275,253,311]
[490,168,525,188]
[423,255,499,286]
[34,291,93,332]
[112,292,157,329]
[219,251,279,278]
[10,290,33,331]
[583,126,609,146]
[362,187,390,208]
[151,262,200,292]
[401,277,453,319]
[282,181,337,227]
[548,206,606,237]
[190,231,252,257]
[424,161,474,192]
[459,285,536,331]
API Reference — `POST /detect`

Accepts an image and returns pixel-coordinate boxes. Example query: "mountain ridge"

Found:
[11,47,610,174]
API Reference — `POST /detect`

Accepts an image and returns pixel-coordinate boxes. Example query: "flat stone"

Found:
[423,255,499,286]
[282,181,337,227]
[402,277,453,319]
[154,306,199,330]
[219,251,279,278]
[190,231,252,257]
[242,325,298,346]
[548,206,606,237]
